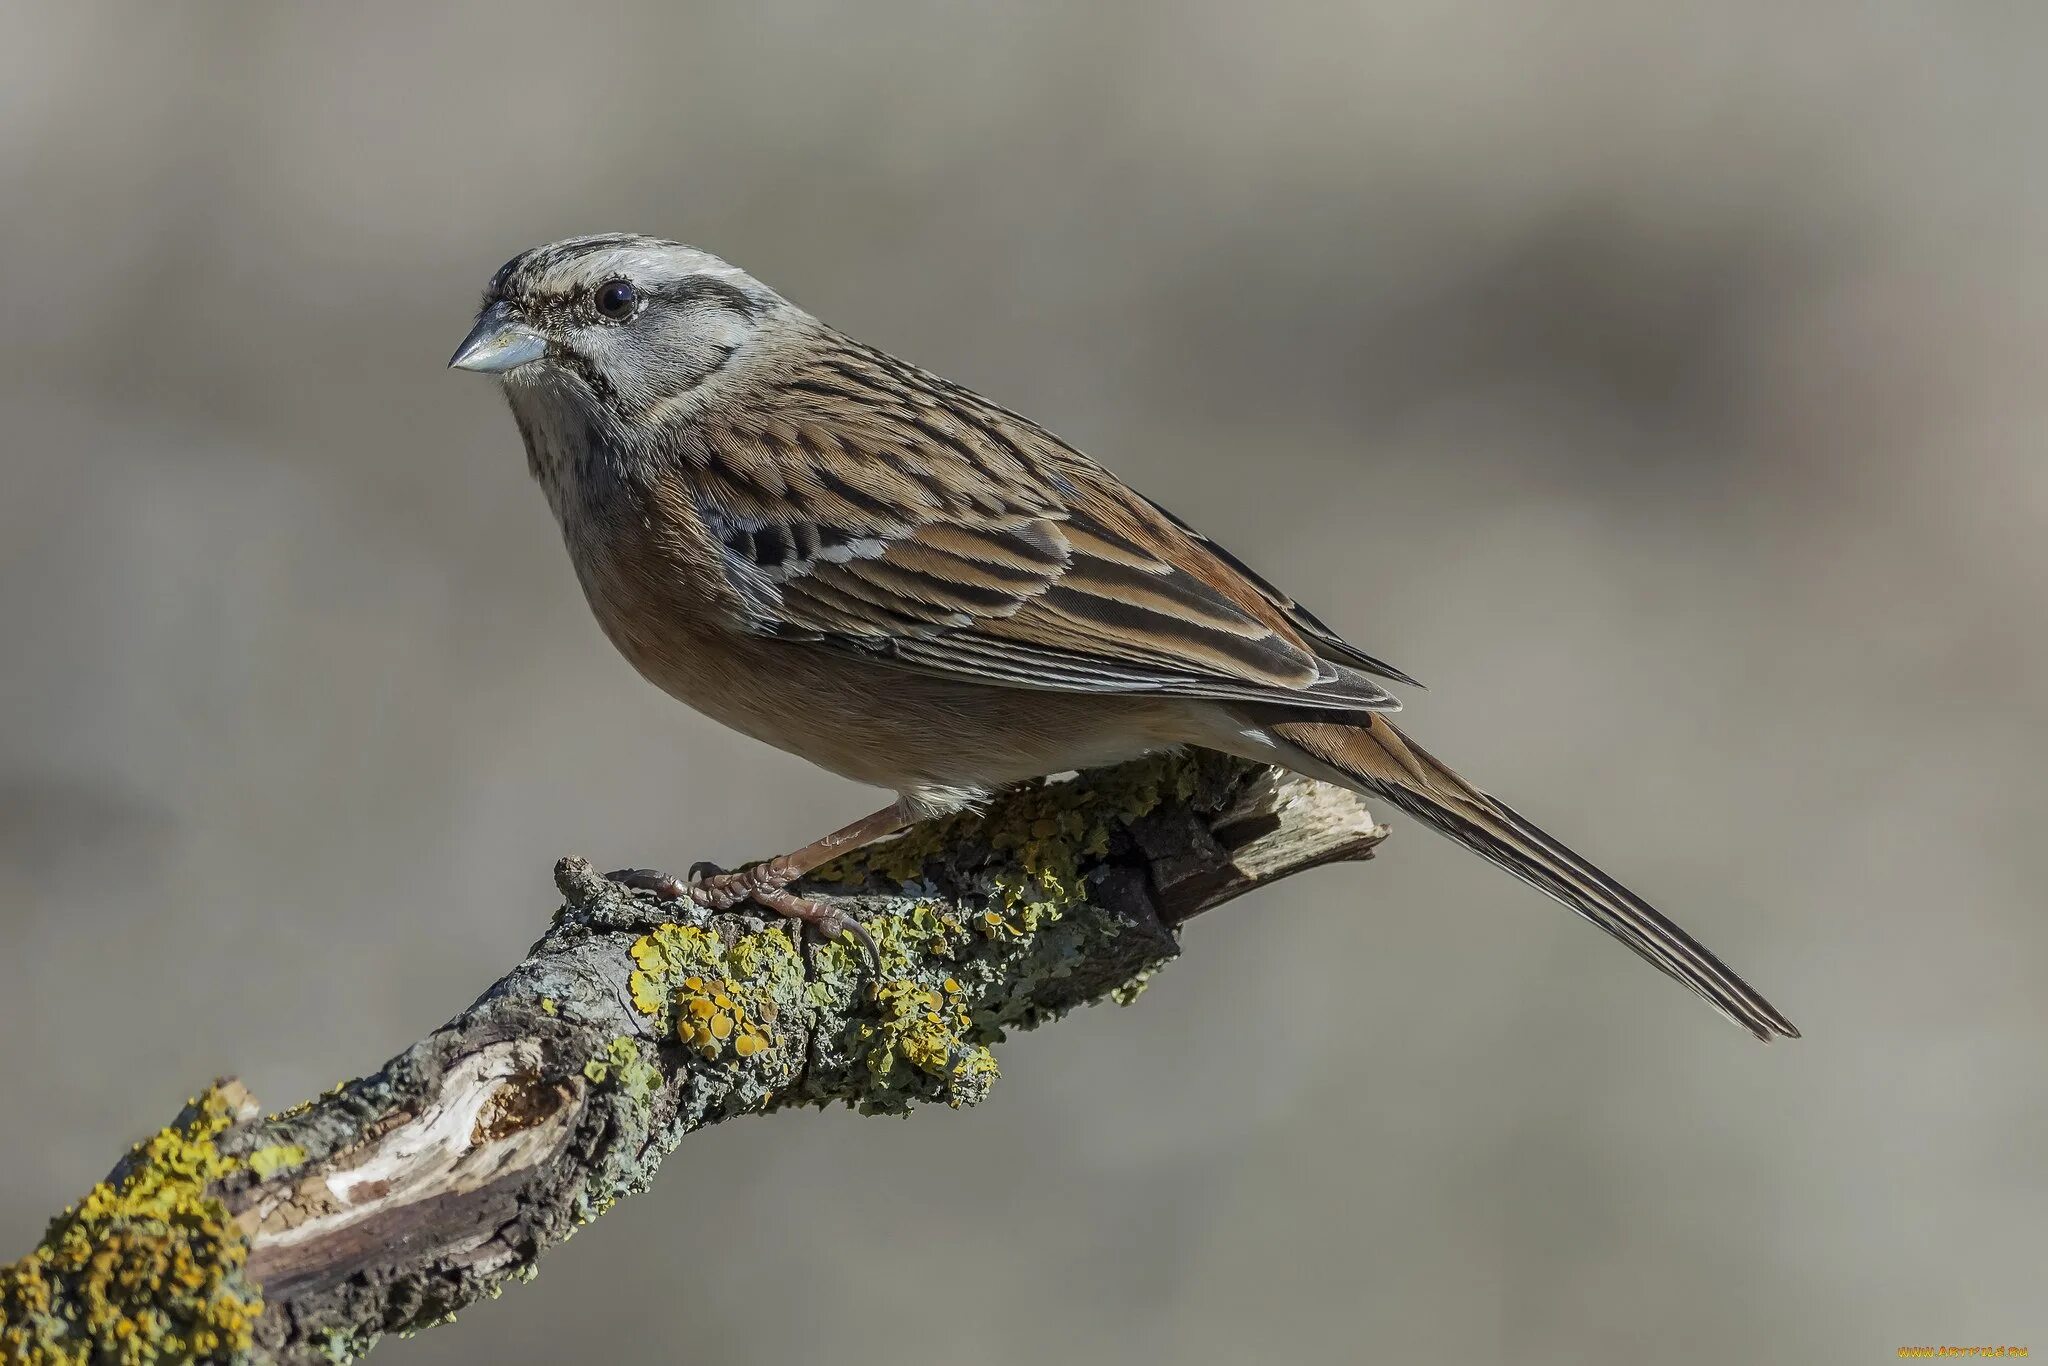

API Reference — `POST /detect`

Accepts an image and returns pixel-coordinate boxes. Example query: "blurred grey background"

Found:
[3,3,2043,1362]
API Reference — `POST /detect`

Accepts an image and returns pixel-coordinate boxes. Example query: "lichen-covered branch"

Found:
[2,753,1383,1364]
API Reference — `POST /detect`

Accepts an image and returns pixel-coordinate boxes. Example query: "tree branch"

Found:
[2,753,1384,1364]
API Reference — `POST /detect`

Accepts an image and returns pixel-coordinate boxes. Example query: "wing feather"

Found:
[688,336,1408,713]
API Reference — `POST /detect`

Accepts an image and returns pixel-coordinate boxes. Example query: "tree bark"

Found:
[1,753,1384,1364]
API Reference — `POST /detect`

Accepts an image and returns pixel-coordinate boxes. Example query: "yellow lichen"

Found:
[810,750,1206,932]
[626,971,666,1018]
[245,1145,306,1181]
[261,1097,315,1125]
[620,923,802,1069]
[861,977,997,1105]
[0,1085,263,1364]
[624,924,724,1015]
[599,754,1219,1118]
[673,975,773,1061]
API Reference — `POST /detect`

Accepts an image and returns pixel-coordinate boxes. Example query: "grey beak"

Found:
[448,301,549,373]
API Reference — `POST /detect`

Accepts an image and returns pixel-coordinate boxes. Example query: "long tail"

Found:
[1265,714,1799,1041]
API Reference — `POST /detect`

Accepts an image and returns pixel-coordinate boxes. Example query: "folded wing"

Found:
[687,338,1407,713]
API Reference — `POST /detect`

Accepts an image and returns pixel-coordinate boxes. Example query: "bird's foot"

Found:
[607,862,879,969]
[607,867,693,903]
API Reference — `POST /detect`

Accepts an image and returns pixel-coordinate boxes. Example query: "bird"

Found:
[448,233,1798,1042]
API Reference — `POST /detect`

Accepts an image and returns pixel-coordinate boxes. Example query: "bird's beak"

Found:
[448,301,549,374]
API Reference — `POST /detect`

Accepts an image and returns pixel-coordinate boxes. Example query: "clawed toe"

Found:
[608,862,878,969]
[754,885,880,970]
[607,867,691,901]
[840,915,881,970]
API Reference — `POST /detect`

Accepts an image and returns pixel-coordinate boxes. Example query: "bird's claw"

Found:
[605,864,879,970]
[825,908,881,971]
[605,867,691,901]
[748,883,881,971]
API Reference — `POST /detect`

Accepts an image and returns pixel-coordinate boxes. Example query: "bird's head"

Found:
[449,234,791,427]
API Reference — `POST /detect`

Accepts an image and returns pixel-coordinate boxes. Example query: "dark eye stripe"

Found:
[649,276,760,319]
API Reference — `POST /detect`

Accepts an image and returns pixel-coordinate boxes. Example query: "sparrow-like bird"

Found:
[450,233,1797,1041]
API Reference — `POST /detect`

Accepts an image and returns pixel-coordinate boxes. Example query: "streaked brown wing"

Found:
[689,339,1402,712]
[1139,497,1425,689]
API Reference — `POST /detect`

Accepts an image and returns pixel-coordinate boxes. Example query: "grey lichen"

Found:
[600,750,1220,1121]
[5,751,1376,1364]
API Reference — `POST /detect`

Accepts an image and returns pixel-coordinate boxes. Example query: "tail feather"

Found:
[1267,715,1799,1041]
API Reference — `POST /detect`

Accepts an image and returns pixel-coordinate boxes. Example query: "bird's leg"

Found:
[609,804,909,966]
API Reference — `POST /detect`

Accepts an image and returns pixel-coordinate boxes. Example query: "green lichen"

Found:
[581,1037,661,1102]
[0,1085,263,1364]
[244,1145,306,1181]
[311,1324,381,1364]
[860,976,996,1106]
[812,750,1206,933]
[593,753,1214,1123]
[1109,971,1155,1006]
[803,756,1212,1111]
[579,1034,668,1216]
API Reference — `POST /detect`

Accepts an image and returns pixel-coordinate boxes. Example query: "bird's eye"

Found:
[594,279,639,320]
